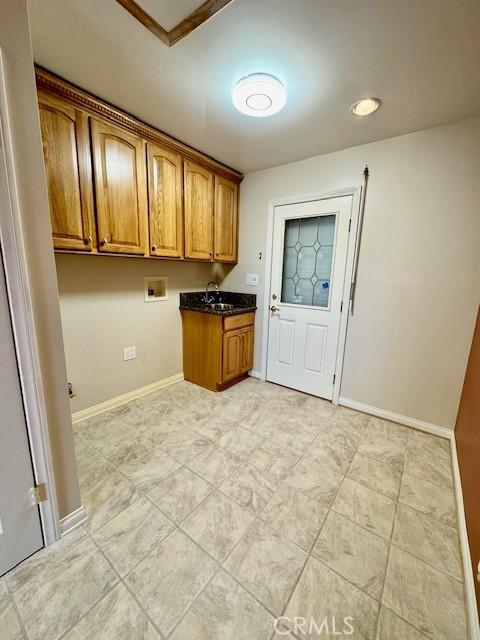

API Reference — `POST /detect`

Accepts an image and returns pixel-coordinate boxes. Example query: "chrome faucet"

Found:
[204,281,218,303]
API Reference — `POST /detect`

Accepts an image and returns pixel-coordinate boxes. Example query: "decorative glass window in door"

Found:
[281,214,336,307]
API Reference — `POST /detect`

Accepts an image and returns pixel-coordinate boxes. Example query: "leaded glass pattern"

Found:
[281,214,336,307]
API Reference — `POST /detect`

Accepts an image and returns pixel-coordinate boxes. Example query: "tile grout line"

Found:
[162,424,324,640]
[268,418,370,640]
[7,590,30,640]
[87,529,169,640]
[51,535,124,640]
[371,426,445,640]
[164,522,281,639]
[83,398,459,640]
[71,381,466,639]
[372,424,407,639]
[81,411,290,639]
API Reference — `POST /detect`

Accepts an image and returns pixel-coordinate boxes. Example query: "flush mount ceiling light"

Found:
[351,98,382,117]
[232,73,287,117]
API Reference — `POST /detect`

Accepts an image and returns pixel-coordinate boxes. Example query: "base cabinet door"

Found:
[214,176,238,262]
[91,119,148,255]
[184,161,214,260]
[222,329,241,382]
[38,93,95,251]
[239,326,254,373]
[147,143,183,258]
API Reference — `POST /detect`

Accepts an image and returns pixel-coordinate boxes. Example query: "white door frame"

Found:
[260,186,362,404]
[0,50,60,545]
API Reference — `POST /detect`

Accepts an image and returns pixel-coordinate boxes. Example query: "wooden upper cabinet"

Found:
[90,119,148,255]
[147,143,183,258]
[38,93,95,251]
[184,160,214,260]
[214,176,238,263]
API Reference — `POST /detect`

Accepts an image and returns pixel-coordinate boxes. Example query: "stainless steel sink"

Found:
[206,303,235,310]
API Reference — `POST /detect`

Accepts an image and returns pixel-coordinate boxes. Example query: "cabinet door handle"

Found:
[151,245,157,252]
[100,237,109,246]
[83,235,92,245]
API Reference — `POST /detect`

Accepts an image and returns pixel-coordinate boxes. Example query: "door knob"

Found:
[270,305,279,312]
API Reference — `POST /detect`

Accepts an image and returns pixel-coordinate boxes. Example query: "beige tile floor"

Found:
[1,378,469,639]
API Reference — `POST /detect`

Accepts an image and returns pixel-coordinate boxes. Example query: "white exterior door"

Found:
[0,246,44,575]
[266,196,353,399]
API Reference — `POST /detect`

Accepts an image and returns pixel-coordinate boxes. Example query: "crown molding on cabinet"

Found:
[35,65,243,184]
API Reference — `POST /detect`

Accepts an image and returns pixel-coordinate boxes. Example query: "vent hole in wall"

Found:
[144,276,168,302]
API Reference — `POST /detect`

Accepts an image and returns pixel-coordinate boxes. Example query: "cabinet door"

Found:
[91,119,148,255]
[147,143,183,258]
[222,329,241,382]
[214,176,238,262]
[38,93,95,251]
[184,161,214,260]
[240,326,254,373]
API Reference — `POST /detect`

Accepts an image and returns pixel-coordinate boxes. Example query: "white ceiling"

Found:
[28,0,480,174]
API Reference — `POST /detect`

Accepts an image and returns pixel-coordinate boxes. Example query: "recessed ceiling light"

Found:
[351,98,382,117]
[232,73,287,117]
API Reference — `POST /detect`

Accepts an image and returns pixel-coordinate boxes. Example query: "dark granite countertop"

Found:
[179,291,257,316]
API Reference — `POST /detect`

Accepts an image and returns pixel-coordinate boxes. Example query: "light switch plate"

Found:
[246,273,259,286]
[123,346,136,361]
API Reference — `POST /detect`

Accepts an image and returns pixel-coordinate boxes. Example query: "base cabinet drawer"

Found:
[223,312,255,332]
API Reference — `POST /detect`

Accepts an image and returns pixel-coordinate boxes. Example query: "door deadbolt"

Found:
[272,294,278,300]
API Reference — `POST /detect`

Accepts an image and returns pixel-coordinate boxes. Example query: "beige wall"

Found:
[223,117,480,429]
[1,0,80,518]
[56,255,218,412]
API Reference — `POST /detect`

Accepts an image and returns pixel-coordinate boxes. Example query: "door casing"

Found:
[0,49,60,545]
[260,187,362,403]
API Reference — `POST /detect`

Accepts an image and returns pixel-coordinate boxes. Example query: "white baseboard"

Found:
[450,437,480,640]
[249,370,262,380]
[72,373,184,424]
[338,396,453,439]
[60,506,88,537]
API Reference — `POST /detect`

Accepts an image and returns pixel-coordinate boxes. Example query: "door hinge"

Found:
[333,374,336,385]
[33,483,48,504]
[348,219,352,232]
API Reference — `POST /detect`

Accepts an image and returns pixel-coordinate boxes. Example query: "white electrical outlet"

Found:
[246,273,259,286]
[123,346,136,361]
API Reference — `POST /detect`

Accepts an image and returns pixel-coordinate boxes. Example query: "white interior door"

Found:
[0,245,44,575]
[266,196,353,399]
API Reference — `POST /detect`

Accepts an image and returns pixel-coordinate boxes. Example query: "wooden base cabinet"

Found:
[181,310,254,391]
